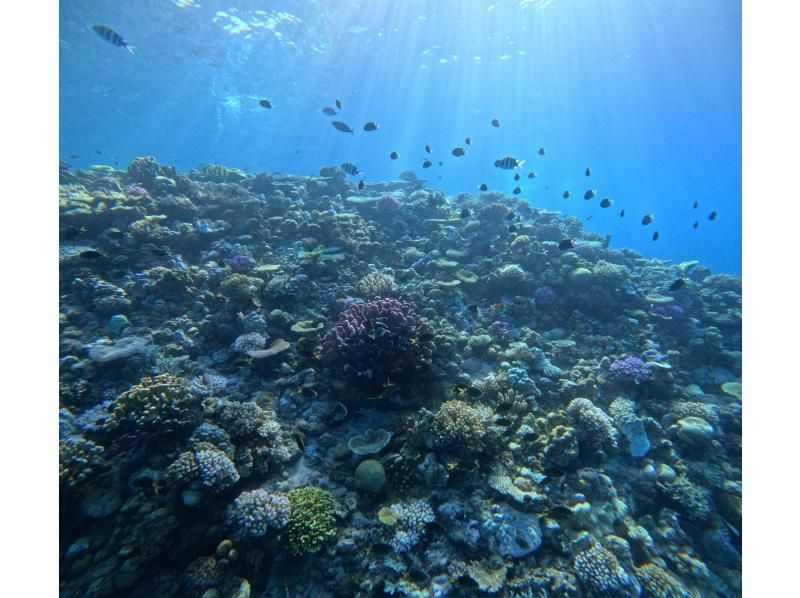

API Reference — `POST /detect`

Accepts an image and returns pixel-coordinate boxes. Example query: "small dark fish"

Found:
[467,304,479,314]
[620,209,625,218]
[562,191,570,199]
[514,173,521,181]
[96,149,103,154]
[68,154,79,159]
[495,156,524,169]
[586,215,593,220]
[508,224,517,233]
[358,180,365,191]
[652,231,660,241]
[693,221,699,229]
[538,147,546,155]
[491,118,500,127]
[558,239,575,251]
[105,228,124,239]
[599,198,613,208]
[418,331,436,342]
[506,212,516,221]
[78,250,103,259]
[452,147,466,157]
[548,506,573,520]
[259,99,272,109]
[585,167,591,176]
[708,211,717,221]
[584,189,597,200]
[438,161,443,166]
[460,208,471,219]
[513,187,522,195]
[340,162,360,176]
[543,467,566,478]
[92,24,135,53]
[322,106,337,116]
[364,122,379,131]
[331,121,354,134]
[527,172,536,179]
[642,214,654,225]
[422,160,432,168]
[465,137,472,145]
[293,431,306,451]
[148,246,169,257]
[335,99,342,109]
[60,226,86,240]
[479,183,488,191]
[390,151,399,160]
[669,278,687,291]
[425,144,432,154]
[693,201,700,209]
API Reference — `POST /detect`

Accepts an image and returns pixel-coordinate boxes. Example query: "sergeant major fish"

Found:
[495,156,525,169]
[92,24,135,53]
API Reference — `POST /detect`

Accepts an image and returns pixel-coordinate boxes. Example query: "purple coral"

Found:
[609,355,651,384]
[227,254,253,273]
[322,297,436,390]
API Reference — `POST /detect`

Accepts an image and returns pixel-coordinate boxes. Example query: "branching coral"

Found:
[110,374,199,437]
[229,489,291,538]
[286,487,336,555]
[431,399,485,452]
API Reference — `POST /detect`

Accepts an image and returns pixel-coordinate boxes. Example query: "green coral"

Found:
[286,487,337,555]
[111,373,198,436]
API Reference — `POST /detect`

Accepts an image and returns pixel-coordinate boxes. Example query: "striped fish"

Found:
[494,156,525,169]
[92,24,135,53]
[340,162,360,176]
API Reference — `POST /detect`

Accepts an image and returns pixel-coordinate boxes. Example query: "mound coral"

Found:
[321,297,436,390]
[110,374,199,437]
[431,400,485,452]
[229,489,291,538]
[609,355,651,384]
[573,542,634,595]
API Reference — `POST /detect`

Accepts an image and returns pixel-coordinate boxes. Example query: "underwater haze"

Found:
[59,1,743,597]
[60,0,741,273]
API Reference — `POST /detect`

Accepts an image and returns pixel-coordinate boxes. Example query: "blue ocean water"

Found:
[60,0,741,273]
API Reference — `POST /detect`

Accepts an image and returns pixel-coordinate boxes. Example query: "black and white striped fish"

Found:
[494,156,525,170]
[92,24,135,53]
[340,162,360,176]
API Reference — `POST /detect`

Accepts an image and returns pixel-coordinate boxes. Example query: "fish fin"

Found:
[517,160,525,168]
[126,44,136,54]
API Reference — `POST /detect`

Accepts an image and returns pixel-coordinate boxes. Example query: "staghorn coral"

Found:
[165,442,240,496]
[110,374,199,438]
[321,297,436,391]
[286,487,337,555]
[431,399,485,452]
[59,434,105,489]
[229,489,291,538]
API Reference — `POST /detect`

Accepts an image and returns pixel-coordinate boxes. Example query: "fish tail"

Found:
[125,44,136,54]
[517,160,525,168]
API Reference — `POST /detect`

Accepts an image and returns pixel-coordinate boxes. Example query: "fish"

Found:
[693,201,700,209]
[506,212,516,221]
[491,303,507,310]
[584,189,597,200]
[586,215,594,220]
[709,211,718,221]
[585,167,592,176]
[259,99,272,109]
[453,384,483,397]
[619,209,625,218]
[514,173,521,181]
[642,214,654,225]
[479,183,488,191]
[652,231,660,241]
[422,160,432,168]
[390,151,399,160]
[599,198,613,208]
[562,191,570,199]
[322,107,337,116]
[425,145,432,154]
[460,208,471,219]
[513,187,522,195]
[495,156,525,169]
[68,154,79,159]
[558,239,575,250]
[105,228,124,239]
[438,161,443,166]
[508,224,517,233]
[466,304,479,315]
[336,99,342,109]
[668,278,687,291]
[358,180,365,191]
[538,147,546,155]
[465,137,472,145]
[491,118,500,127]
[78,250,103,259]
[96,149,102,154]
[452,147,466,156]
[60,226,87,240]
[363,122,379,131]
[693,221,699,229]
[340,162,360,176]
[331,121,354,134]
[92,24,135,53]
[527,172,536,179]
